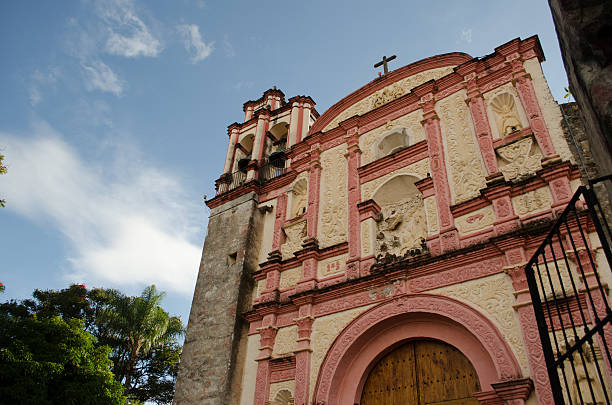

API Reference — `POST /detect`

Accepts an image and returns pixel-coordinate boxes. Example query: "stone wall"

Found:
[174,192,262,405]
[549,0,612,178]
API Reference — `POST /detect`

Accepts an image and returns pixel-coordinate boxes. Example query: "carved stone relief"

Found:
[454,205,495,234]
[483,83,529,140]
[273,325,298,356]
[360,111,425,165]
[309,305,375,400]
[496,136,543,182]
[424,196,440,235]
[361,159,429,201]
[376,196,427,256]
[361,220,375,257]
[323,66,454,131]
[490,93,523,136]
[432,273,530,374]
[437,91,487,203]
[317,254,348,279]
[280,219,307,260]
[279,267,302,290]
[287,175,308,219]
[269,382,295,404]
[511,186,553,216]
[318,145,348,248]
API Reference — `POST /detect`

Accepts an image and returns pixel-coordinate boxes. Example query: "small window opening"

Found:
[228,252,237,265]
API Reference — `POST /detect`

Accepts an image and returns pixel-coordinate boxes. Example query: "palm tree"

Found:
[97,285,184,391]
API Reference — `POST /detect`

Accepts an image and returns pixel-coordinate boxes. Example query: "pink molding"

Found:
[467,95,499,176]
[312,294,522,405]
[345,130,362,262]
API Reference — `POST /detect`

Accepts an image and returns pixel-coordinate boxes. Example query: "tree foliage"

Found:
[0,284,184,405]
[0,314,126,405]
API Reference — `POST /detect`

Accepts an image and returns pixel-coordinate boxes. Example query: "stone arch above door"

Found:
[312,294,523,405]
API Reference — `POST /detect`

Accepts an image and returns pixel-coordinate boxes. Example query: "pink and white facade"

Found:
[201,37,609,405]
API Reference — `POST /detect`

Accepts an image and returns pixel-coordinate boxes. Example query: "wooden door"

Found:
[360,340,481,405]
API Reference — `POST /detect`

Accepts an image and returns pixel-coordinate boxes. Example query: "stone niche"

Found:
[372,175,427,257]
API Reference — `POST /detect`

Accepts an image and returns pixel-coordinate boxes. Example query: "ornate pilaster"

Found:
[306,145,321,241]
[357,199,381,275]
[459,64,500,178]
[483,181,520,236]
[502,241,555,405]
[418,90,459,253]
[540,162,572,212]
[293,298,314,405]
[506,52,556,158]
[341,120,363,278]
[254,313,278,405]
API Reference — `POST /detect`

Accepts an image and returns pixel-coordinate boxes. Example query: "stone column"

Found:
[419,91,459,253]
[249,110,271,180]
[299,101,312,143]
[223,126,240,174]
[507,53,556,158]
[293,298,314,405]
[502,240,556,405]
[288,101,300,147]
[254,313,278,405]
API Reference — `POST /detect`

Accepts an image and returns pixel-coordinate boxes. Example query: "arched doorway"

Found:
[360,339,481,405]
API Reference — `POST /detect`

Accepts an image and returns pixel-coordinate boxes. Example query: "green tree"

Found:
[0,152,6,207]
[97,285,184,403]
[0,314,126,405]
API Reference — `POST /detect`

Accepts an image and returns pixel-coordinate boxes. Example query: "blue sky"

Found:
[0,0,570,321]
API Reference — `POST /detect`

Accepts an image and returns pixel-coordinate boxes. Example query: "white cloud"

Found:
[97,0,163,58]
[28,67,60,106]
[460,28,472,44]
[0,122,203,294]
[177,24,214,63]
[82,60,124,95]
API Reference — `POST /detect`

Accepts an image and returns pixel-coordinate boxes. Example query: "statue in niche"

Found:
[290,179,307,217]
[375,195,427,257]
[490,93,523,137]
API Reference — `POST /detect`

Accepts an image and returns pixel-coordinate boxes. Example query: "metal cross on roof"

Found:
[374,55,397,75]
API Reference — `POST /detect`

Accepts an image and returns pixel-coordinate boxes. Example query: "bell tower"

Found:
[173,88,317,405]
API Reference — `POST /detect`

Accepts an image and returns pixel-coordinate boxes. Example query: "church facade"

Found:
[174,36,609,405]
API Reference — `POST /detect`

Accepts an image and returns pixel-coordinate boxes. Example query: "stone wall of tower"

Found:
[174,192,263,405]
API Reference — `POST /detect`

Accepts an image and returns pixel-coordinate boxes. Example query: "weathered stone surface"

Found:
[549,0,612,178]
[174,192,262,405]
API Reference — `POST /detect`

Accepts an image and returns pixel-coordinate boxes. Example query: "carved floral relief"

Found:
[323,66,454,131]
[483,83,528,140]
[318,145,348,248]
[432,273,530,374]
[309,305,374,400]
[437,91,487,203]
[511,186,553,216]
[280,219,307,260]
[496,136,543,182]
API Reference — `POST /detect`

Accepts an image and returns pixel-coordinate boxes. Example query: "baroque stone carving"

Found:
[424,196,440,235]
[496,137,543,182]
[455,205,495,234]
[280,219,307,260]
[318,254,348,278]
[309,305,374,400]
[289,178,308,218]
[437,91,487,203]
[375,196,427,256]
[432,274,530,374]
[512,187,552,216]
[490,93,523,136]
[318,145,348,248]
[269,382,295,404]
[273,325,298,356]
[323,66,454,131]
[279,267,302,290]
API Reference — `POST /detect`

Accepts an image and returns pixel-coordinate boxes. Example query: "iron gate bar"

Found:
[525,178,612,405]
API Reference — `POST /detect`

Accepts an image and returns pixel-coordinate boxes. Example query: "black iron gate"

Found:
[525,176,612,404]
